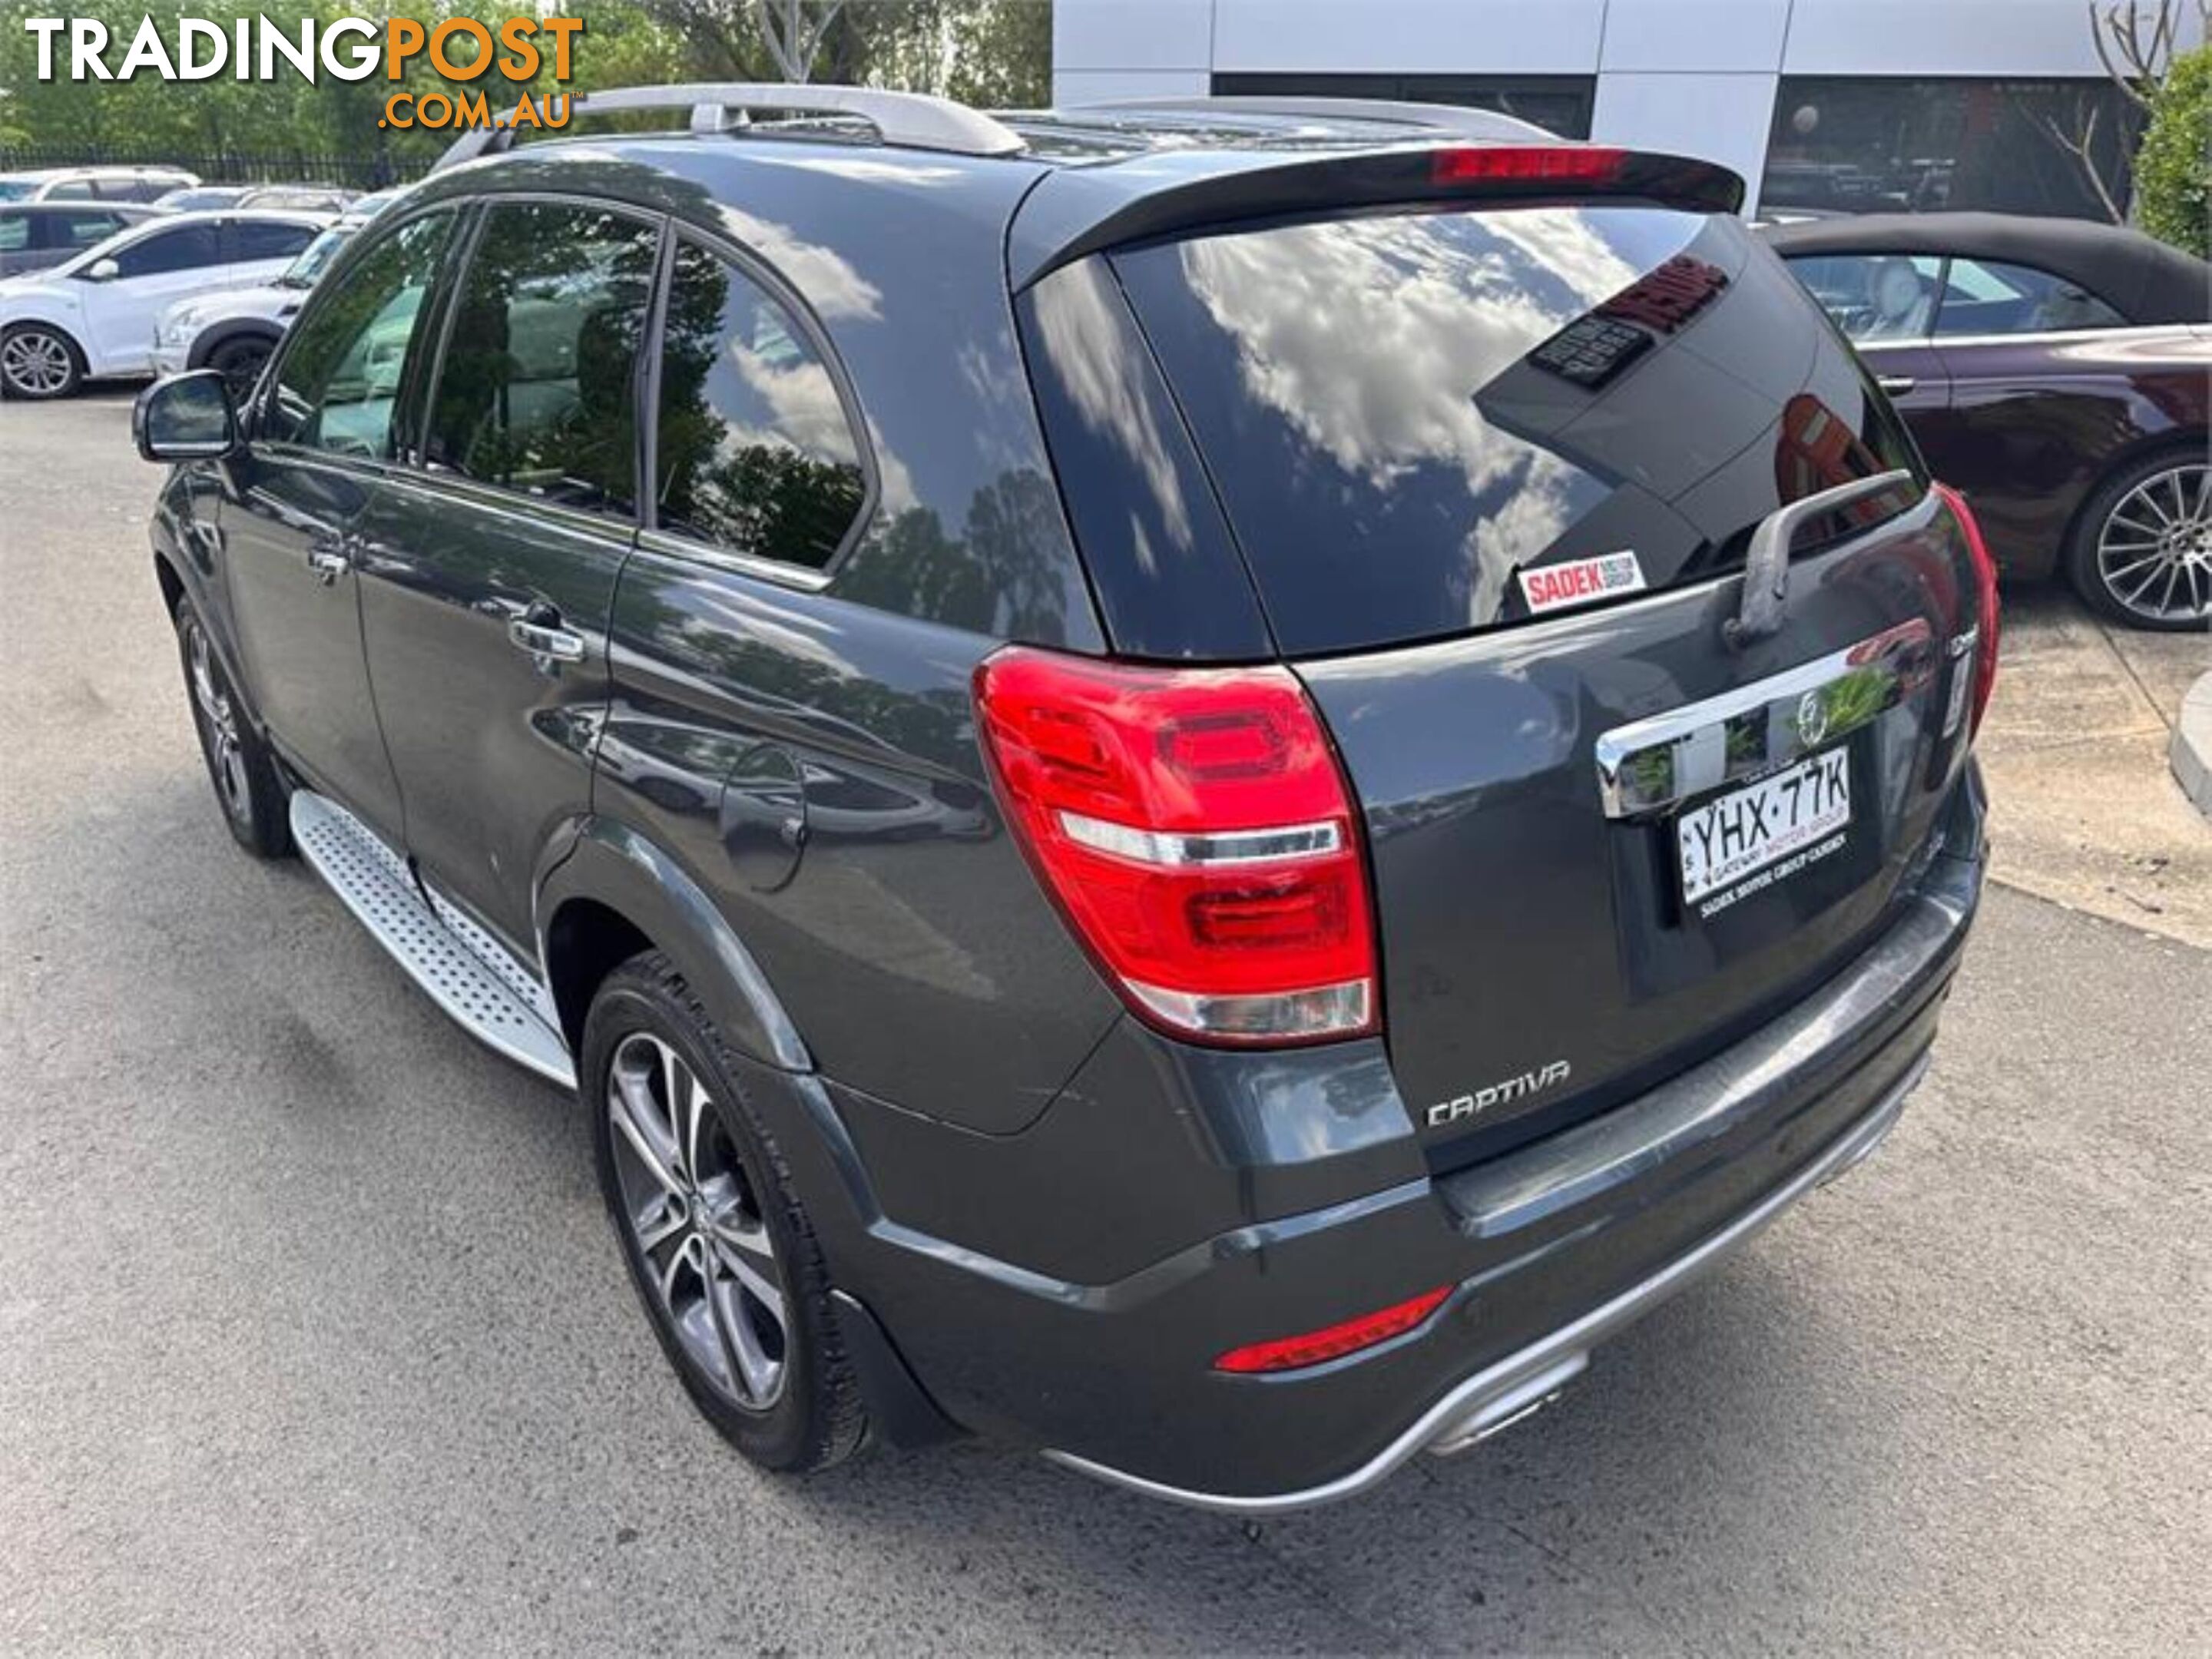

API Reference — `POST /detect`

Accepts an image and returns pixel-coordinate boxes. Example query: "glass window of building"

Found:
[1212,72,1594,140]
[1762,78,2147,221]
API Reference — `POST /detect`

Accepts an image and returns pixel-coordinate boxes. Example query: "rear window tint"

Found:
[1114,205,1921,655]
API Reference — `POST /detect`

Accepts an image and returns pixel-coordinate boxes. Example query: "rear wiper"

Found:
[1727,469,1915,647]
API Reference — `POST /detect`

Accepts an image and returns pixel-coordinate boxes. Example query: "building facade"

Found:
[1051,0,2206,218]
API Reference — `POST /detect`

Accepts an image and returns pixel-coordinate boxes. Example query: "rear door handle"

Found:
[306,534,350,585]
[508,606,587,664]
[1876,375,1916,396]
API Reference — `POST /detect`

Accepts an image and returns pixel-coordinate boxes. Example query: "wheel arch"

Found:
[2059,425,2210,568]
[187,319,283,373]
[151,547,186,618]
[0,312,88,382]
[538,818,812,1074]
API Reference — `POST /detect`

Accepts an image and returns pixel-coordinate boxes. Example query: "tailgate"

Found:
[1107,193,1986,1154]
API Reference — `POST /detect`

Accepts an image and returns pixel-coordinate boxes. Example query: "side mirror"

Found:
[84,257,121,282]
[134,369,240,462]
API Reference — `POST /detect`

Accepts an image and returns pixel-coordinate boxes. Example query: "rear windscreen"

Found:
[1113,204,1922,656]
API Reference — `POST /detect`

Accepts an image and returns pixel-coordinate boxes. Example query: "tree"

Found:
[2041,1,2211,222]
[2134,42,2211,253]
[757,0,846,81]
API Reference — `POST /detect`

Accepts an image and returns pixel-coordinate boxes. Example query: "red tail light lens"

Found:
[973,647,1378,1046]
[1935,483,2001,740]
[1430,144,1628,187]
[1214,1285,1454,1374]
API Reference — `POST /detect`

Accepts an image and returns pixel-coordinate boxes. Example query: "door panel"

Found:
[220,206,459,839]
[1852,340,1951,422]
[220,456,402,832]
[82,221,227,370]
[353,478,631,952]
[1909,337,2153,579]
[353,200,659,952]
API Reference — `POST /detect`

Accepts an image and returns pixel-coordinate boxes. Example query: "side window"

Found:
[1933,258,2127,336]
[263,210,453,458]
[112,224,222,277]
[228,220,318,263]
[1785,253,1943,343]
[652,237,867,570]
[423,201,657,518]
[61,212,124,249]
[47,180,96,201]
[0,214,26,253]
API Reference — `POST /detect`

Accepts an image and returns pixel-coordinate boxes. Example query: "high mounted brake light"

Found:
[1933,483,2001,741]
[1430,145,1627,187]
[973,647,1379,1046]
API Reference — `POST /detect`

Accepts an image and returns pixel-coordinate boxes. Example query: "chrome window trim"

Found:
[633,524,834,593]
[1854,321,2204,353]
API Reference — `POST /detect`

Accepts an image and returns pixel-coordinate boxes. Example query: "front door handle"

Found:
[306,534,350,585]
[1876,374,1916,396]
[508,604,587,665]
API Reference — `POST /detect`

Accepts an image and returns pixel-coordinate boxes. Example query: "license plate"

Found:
[1677,748,1853,908]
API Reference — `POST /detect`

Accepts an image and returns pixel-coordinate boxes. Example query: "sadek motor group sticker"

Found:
[1518,551,1647,616]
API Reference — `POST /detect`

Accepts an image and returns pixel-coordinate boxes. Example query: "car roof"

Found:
[1760,211,2211,327]
[0,200,159,214]
[430,96,1734,291]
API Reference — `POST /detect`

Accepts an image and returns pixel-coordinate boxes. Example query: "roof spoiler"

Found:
[1008,143,1747,290]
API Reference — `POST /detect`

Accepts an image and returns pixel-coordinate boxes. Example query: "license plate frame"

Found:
[1675,747,1853,915]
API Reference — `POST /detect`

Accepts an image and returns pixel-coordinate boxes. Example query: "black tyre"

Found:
[0,323,84,399]
[205,335,273,401]
[2064,448,2211,631]
[174,596,292,857]
[584,953,865,1473]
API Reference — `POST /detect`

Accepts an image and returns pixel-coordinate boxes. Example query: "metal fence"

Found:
[0,146,426,190]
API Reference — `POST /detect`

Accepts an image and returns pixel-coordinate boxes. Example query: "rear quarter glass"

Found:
[1111,204,1923,657]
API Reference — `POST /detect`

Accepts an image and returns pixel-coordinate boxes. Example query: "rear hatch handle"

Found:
[1726,469,1916,647]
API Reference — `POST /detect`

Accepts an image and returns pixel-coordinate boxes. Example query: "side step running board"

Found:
[290,791,575,1088]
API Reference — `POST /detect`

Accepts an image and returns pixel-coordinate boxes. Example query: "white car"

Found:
[151,218,363,390]
[0,210,326,399]
[0,166,198,204]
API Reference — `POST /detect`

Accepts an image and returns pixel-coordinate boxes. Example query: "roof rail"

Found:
[1067,95,1556,143]
[434,81,1025,172]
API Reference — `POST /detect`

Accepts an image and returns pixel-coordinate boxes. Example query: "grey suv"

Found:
[133,86,1995,1512]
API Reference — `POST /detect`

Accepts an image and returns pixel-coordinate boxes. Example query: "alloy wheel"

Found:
[185,621,252,826]
[1,329,73,396]
[2095,462,2211,624]
[605,1031,790,1410]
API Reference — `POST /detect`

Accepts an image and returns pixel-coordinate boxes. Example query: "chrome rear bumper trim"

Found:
[1043,1063,1919,1516]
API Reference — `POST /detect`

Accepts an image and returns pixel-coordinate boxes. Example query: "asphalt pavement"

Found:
[3,392,2207,1654]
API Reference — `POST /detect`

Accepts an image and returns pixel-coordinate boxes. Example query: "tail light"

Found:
[1934,483,2001,740]
[1214,1285,1453,1374]
[973,647,1379,1047]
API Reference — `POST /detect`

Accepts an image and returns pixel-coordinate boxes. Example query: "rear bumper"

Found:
[813,770,1985,1509]
[1049,1058,1918,1512]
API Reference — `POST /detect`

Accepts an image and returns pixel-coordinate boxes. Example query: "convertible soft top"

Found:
[1760,211,2210,327]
